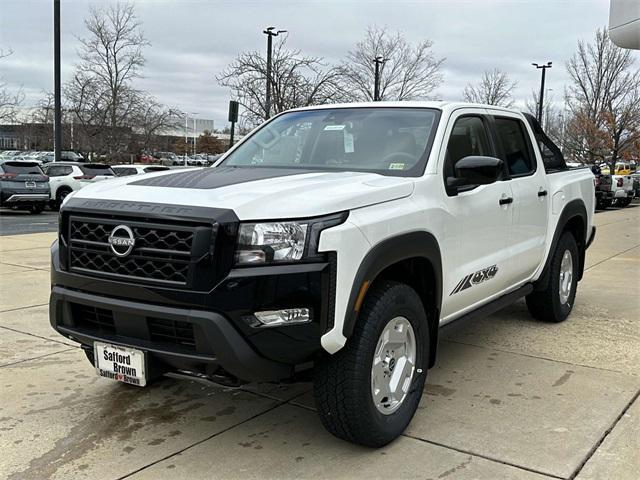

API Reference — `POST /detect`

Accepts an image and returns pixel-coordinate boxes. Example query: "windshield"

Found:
[221,107,440,176]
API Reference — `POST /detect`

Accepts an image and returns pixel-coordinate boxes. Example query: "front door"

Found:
[438,110,514,322]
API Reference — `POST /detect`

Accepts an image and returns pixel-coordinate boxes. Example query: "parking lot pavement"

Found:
[0,209,59,236]
[0,205,638,480]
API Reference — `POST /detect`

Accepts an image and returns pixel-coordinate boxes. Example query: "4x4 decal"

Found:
[450,265,499,295]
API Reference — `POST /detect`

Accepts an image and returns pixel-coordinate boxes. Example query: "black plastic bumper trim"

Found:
[50,286,293,382]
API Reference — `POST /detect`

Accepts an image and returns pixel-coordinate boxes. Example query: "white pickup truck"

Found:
[50,102,595,447]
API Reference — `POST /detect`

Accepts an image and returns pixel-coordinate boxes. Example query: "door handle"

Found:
[499,197,513,206]
[538,190,548,197]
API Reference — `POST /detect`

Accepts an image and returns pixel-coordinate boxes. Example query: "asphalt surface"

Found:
[0,204,638,480]
[0,209,59,236]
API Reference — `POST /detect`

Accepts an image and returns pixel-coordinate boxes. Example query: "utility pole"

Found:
[53,0,62,162]
[263,26,287,120]
[373,56,386,101]
[532,62,552,127]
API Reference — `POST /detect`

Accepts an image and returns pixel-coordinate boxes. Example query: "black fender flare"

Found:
[535,199,588,291]
[341,231,442,365]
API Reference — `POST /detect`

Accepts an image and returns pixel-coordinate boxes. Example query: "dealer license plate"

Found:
[94,342,147,386]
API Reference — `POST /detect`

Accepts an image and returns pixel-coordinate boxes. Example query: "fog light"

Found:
[247,308,311,328]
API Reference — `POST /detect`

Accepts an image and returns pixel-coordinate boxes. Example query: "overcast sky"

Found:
[1,0,632,128]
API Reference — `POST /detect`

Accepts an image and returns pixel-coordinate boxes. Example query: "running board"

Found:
[439,284,534,338]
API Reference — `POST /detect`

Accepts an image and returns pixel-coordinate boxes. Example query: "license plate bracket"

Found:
[94,342,147,387]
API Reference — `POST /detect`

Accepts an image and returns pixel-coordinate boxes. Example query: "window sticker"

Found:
[388,163,405,170]
[344,132,354,153]
[324,124,345,131]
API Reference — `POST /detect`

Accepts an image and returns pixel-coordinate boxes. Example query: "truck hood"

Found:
[71,167,414,220]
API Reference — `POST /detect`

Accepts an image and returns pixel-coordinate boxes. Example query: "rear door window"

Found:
[493,117,536,177]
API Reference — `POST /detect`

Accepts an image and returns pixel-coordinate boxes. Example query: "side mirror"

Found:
[446,156,504,195]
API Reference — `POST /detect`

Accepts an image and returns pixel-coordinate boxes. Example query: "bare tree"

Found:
[67,2,150,155]
[462,68,517,107]
[339,26,445,102]
[564,28,640,169]
[0,49,25,123]
[217,37,345,127]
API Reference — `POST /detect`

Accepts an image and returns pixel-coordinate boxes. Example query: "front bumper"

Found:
[50,242,335,383]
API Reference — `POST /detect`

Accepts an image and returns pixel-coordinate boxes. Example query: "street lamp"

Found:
[532,61,552,127]
[263,26,287,120]
[373,56,387,101]
[183,111,198,166]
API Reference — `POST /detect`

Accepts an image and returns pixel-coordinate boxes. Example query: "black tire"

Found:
[54,187,72,210]
[29,203,44,214]
[314,280,429,447]
[526,232,579,323]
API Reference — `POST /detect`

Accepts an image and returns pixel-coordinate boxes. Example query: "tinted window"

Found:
[114,167,137,176]
[80,164,115,176]
[45,166,66,177]
[1,162,44,174]
[494,118,535,176]
[444,116,491,179]
[144,166,169,173]
[222,108,440,176]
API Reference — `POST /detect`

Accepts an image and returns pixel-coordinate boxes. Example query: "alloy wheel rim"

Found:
[371,316,416,415]
[559,249,573,304]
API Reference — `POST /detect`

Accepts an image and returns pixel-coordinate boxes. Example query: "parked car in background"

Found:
[157,152,179,165]
[43,162,115,209]
[112,164,171,176]
[611,174,634,207]
[0,160,50,214]
[138,153,160,164]
[591,165,614,210]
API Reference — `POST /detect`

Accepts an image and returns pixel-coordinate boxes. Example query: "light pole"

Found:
[532,61,552,126]
[263,26,287,120]
[373,56,386,101]
[53,0,62,162]
[193,117,197,156]
[183,111,198,165]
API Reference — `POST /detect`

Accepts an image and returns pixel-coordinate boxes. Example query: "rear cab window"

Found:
[493,117,536,177]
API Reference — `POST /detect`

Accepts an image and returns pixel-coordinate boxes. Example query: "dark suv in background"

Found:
[0,161,50,214]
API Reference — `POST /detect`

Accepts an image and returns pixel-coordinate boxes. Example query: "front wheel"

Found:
[314,281,428,447]
[526,232,579,322]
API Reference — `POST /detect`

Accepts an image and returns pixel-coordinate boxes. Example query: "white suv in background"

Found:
[43,162,115,209]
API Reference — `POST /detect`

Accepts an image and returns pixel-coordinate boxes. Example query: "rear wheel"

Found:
[54,187,72,210]
[526,232,579,323]
[314,281,428,447]
[29,203,44,214]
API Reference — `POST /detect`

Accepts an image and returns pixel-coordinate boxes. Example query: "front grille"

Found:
[71,303,115,334]
[148,318,196,349]
[67,216,213,287]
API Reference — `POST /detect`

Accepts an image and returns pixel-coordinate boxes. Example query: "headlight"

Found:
[236,221,308,264]
[234,213,348,265]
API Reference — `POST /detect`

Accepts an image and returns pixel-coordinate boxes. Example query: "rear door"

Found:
[490,112,548,284]
[439,109,514,321]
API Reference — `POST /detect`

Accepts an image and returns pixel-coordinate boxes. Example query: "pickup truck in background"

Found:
[591,165,614,209]
[50,102,595,447]
[611,174,635,207]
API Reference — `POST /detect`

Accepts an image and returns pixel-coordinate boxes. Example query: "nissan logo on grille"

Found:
[108,225,135,257]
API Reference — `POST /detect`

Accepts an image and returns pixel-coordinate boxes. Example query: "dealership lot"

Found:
[0,206,638,480]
